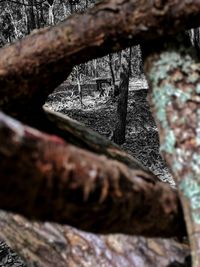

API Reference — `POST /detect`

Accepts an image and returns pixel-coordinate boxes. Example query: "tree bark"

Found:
[0,211,190,267]
[113,49,131,145]
[44,107,150,172]
[76,66,83,105]
[1,0,200,124]
[27,0,36,32]
[142,34,200,267]
[108,53,116,94]
[0,111,185,238]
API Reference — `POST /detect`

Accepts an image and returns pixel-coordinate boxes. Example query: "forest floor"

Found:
[45,78,175,187]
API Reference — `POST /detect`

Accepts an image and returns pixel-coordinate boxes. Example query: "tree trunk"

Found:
[108,53,116,96]
[48,4,55,25]
[192,27,200,58]
[27,0,36,32]
[0,211,190,267]
[113,49,131,145]
[35,0,40,28]
[93,59,97,78]
[0,111,185,238]
[76,66,83,105]
[142,33,200,267]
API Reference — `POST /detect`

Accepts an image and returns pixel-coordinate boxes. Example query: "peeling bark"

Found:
[0,111,185,238]
[0,211,190,267]
[1,0,200,123]
[143,34,200,266]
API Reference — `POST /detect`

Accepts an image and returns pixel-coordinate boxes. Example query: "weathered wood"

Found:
[0,211,190,267]
[1,0,200,123]
[0,111,185,238]
[143,34,200,267]
[44,107,150,172]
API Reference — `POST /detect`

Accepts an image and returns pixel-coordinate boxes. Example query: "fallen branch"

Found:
[1,0,200,122]
[44,107,150,172]
[0,211,190,267]
[0,111,185,238]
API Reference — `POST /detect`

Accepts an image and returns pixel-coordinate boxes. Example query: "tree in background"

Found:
[113,49,132,145]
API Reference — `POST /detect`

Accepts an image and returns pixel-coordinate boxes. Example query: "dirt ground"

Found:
[45,78,175,187]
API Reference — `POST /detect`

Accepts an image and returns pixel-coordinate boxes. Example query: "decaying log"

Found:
[44,107,150,172]
[143,34,200,266]
[0,211,190,267]
[0,111,186,238]
[1,0,200,123]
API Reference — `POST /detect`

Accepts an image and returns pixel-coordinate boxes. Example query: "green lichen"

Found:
[196,84,200,94]
[149,40,200,225]
[180,177,200,199]
[192,213,200,224]
[188,72,199,83]
[173,160,183,173]
[191,153,200,175]
[191,195,200,209]
[179,173,200,224]
[160,130,176,155]
[174,89,191,103]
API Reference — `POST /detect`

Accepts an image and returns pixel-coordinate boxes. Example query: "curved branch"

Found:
[44,107,150,171]
[0,0,200,122]
[0,111,186,238]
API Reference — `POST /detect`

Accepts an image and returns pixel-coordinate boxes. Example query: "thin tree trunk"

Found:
[35,0,40,28]
[48,4,55,25]
[28,0,36,32]
[76,66,83,105]
[113,49,131,145]
[193,27,200,58]
[93,58,97,78]
[108,54,116,96]
[0,111,185,238]
[62,0,67,18]
[39,1,45,27]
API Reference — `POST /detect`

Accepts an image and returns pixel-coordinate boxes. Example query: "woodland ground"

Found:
[45,78,175,187]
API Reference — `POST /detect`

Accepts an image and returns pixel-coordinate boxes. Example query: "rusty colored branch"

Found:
[44,107,150,172]
[1,1,200,122]
[0,111,185,238]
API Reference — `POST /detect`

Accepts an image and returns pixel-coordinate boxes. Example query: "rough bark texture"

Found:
[44,107,149,172]
[114,49,131,145]
[1,0,200,124]
[0,111,186,238]
[143,34,200,267]
[0,211,190,267]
